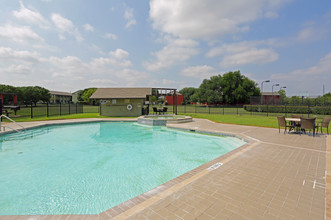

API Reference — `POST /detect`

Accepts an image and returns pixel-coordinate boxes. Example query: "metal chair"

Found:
[277,116,294,134]
[300,118,318,136]
[318,116,330,134]
[162,107,168,114]
[152,107,158,115]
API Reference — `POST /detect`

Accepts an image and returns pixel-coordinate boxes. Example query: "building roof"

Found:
[262,92,280,96]
[90,88,153,99]
[50,91,72,96]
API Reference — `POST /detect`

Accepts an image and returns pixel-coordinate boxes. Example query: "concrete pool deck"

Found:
[0,118,329,219]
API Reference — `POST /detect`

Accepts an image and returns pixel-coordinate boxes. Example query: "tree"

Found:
[179,87,197,104]
[1,84,50,106]
[18,86,50,106]
[195,75,223,104]
[78,88,97,104]
[195,71,260,104]
[220,71,260,104]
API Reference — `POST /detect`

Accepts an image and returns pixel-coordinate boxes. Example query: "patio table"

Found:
[285,118,301,133]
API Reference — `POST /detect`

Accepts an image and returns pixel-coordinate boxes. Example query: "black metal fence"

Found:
[161,104,331,118]
[6,103,84,118]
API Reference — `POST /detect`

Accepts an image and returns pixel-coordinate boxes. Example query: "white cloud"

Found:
[143,37,199,71]
[90,79,118,86]
[1,64,33,75]
[273,52,331,79]
[49,56,89,77]
[103,33,118,40]
[271,52,331,95]
[91,49,132,68]
[0,47,147,91]
[221,49,278,68]
[181,65,217,78]
[13,1,49,28]
[89,44,105,55]
[0,46,41,63]
[109,49,129,59]
[206,41,278,68]
[0,24,44,43]
[124,7,137,28]
[51,13,83,42]
[295,21,329,43]
[149,0,290,40]
[83,24,94,32]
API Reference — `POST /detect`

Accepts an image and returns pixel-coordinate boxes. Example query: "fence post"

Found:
[223,104,224,115]
[307,105,310,118]
[47,102,49,117]
[31,102,33,118]
[0,98,2,122]
[60,102,62,116]
[267,105,268,117]
[69,102,71,115]
[285,105,287,117]
[99,103,102,115]
[76,103,78,114]
[237,104,239,115]
[195,103,196,113]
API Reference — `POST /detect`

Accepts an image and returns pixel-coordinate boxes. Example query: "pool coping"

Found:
[0,118,253,219]
[0,118,328,219]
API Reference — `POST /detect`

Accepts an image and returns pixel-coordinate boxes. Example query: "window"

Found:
[112,99,116,104]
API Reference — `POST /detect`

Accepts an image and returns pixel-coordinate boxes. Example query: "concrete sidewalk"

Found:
[0,118,328,220]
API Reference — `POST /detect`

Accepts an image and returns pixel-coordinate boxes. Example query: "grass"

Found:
[181,113,279,128]
[1,113,102,122]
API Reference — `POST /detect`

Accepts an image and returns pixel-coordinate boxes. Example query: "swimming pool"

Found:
[0,122,245,215]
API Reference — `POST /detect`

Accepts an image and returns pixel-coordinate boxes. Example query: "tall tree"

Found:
[78,88,97,103]
[195,71,260,104]
[196,75,223,104]
[179,87,197,104]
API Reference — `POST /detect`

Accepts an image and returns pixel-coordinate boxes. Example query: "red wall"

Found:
[165,95,184,105]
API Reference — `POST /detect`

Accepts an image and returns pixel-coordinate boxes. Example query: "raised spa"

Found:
[137,115,193,126]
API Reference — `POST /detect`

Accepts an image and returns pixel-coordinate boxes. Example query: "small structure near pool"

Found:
[90,87,179,117]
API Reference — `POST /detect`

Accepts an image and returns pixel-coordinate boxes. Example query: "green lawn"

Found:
[181,113,279,128]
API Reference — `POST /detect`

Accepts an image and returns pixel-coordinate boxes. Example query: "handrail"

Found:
[0,114,26,133]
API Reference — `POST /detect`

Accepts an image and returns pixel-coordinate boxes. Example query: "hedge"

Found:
[244,105,331,115]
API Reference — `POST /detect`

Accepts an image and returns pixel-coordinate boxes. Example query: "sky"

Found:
[0,0,330,97]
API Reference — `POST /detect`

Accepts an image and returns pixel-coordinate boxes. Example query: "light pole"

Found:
[261,80,270,104]
[272,83,280,105]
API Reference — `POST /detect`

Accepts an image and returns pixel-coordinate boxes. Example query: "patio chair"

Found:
[152,107,158,115]
[162,107,168,114]
[277,116,294,134]
[300,118,318,136]
[317,116,330,134]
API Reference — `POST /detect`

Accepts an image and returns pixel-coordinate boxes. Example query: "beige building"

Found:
[90,88,152,117]
[50,91,72,104]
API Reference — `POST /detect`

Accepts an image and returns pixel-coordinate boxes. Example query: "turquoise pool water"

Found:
[0,122,245,215]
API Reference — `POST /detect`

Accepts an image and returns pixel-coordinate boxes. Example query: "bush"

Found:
[244,105,331,115]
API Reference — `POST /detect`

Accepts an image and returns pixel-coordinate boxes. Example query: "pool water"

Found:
[0,122,245,215]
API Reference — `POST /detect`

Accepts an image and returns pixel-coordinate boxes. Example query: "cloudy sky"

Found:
[0,0,330,96]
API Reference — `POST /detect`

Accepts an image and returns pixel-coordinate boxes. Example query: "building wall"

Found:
[100,98,144,116]
[165,95,184,105]
[50,94,72,104]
